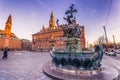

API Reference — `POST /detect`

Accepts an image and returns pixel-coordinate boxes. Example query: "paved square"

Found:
[0,51,120,80]
[0,51,52,80]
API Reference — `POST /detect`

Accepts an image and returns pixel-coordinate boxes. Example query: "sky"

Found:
[0,0,120,44]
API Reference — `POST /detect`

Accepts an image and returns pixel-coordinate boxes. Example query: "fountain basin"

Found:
[51,51,101,70]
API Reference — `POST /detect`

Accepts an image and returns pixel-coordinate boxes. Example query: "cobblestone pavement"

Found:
[103,54,120,80]
[0,51,52,80]
[0,51,120,80]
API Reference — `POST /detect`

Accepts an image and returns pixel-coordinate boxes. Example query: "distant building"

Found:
[0,15,21,50]
[21,39,32,50]
[32,11,85,51]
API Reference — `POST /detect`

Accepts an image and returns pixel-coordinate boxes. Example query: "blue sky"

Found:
[0,0,120,44]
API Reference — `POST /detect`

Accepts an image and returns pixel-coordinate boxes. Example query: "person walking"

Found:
[2,47,8,60]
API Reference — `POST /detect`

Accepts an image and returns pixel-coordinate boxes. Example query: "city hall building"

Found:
[32,12,85,51]
[0,15,21,50]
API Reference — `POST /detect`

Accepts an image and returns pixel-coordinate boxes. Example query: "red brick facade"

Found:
[0,15,21,50]
[32,12,85,51]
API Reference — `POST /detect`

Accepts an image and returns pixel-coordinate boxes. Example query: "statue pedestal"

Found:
[65,37,81,52]
[42,62,118,80]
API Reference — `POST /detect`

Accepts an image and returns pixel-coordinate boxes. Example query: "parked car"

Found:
[105,50,117,56]
[114,49,120,54]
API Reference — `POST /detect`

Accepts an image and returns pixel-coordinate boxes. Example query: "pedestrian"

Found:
[2,47,8,60]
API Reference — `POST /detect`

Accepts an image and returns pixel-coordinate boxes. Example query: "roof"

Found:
[32,25,63,36]
[0,29,17,37]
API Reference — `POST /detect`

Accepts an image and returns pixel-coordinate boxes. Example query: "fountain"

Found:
[42,4,118,80]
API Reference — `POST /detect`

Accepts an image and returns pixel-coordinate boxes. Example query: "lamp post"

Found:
[103,26,108,45]
[61,42,63,51]
[58,42,60,51]
[58,41,63,51]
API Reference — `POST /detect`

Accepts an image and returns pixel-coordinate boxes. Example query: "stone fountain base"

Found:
[42,62,118,80]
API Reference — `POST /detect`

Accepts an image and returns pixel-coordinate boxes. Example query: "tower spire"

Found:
[49,11,55,28]
[42,24,45,31]
[5,14,12,34]
[7,14,12,24]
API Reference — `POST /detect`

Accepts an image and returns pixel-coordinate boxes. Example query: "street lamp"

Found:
[61,42,63,51]
[58,42,60,51]
[57,41,63,51]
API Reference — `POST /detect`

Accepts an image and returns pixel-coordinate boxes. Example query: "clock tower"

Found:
[4,14,12,35]
[49,11,56,29]
[4,14,12,47]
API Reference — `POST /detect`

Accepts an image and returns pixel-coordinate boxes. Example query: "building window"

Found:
[1,34,6,38]
[0,34,2,38]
